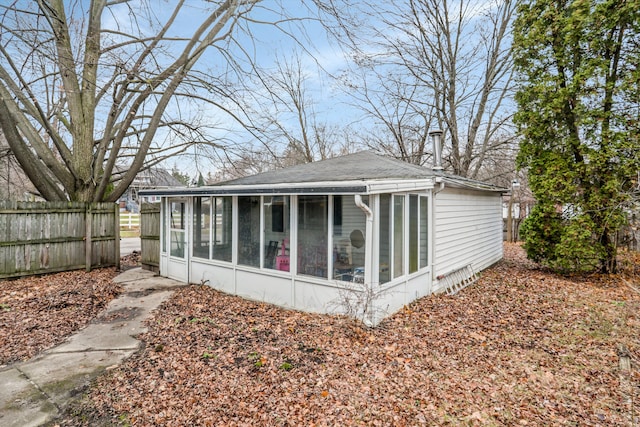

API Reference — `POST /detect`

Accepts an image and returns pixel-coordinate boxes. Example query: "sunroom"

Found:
[141,151,504,325]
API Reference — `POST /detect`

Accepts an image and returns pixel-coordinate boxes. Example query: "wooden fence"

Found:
[119,212,140,230]
[140,203,160,272]
[0,201,119,279]
[503,218,523,242]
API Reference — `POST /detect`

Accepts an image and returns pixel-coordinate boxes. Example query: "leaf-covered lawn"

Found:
[0,268,121,366]
[57,245,640,425]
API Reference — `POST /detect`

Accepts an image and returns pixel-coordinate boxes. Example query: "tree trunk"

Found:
[599,230,618,274]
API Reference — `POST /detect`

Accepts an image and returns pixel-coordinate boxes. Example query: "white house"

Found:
[140,151,505,325]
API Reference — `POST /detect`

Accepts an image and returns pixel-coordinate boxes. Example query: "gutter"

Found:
[434,176,446,195]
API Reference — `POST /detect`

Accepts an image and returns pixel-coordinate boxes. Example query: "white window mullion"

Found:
[390,195,395,279]
[208,197,213,259]
[404,194,410,277]
[328,195,334,279]
[371,194,380,286]
[259,196,265,269]
[290,195,298,276]
[231,196,238,265]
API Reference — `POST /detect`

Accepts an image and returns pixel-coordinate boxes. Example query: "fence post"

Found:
[85,204,92,272]
[115,203,121,270]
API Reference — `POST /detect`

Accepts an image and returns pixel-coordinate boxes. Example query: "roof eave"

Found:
[139,178,436,197]
[436,175,508,193]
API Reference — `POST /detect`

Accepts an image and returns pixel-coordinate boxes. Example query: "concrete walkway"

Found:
[0,268,185,427]
[120,237,141,256]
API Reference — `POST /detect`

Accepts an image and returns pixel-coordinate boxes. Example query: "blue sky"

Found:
[3,0,512,180]
[99,0,357,175]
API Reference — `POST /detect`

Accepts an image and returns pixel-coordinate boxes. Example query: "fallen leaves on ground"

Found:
[0,268,123,366]
[55,245,640,425]
[120,251,141,270]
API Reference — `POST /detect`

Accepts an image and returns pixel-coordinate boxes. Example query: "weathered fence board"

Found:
[140,203,160,272]
[0,201,119,279]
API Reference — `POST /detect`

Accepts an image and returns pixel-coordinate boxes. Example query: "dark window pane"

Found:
[212,197,232,262]
[193,197,210,259]
[238,196,260,267]
[298,195,328,278]
[419,196,428,269]
[393,195,404,278]
[264,196,291,271]
[409,195,418,273]
[379,194,391,284]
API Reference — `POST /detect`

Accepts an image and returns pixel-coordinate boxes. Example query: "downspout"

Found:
[354,195,373,287]
[434,176,445,195]
[430,130,445,293]
[430,180,443,293]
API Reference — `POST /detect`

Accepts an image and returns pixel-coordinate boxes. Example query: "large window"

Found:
[212,197,232,262]
[393,195,405,279]
[184,192,429,283]
[409,195,419,273]
[379,193,428,283]
[419,196,428,269]
[263,196,291,271]
[162,199,168,253]
[169,199,186,258]
[379,194,391,284]
[332,195,367,282]
[193,197,211,258]
[238,196,261,267]
[192,196,232,262]
[298,195,328,278]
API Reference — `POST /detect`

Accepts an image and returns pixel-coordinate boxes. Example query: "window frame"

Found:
[378,192,430,284]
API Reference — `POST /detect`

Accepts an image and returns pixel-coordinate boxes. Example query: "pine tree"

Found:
[513,0,640,273]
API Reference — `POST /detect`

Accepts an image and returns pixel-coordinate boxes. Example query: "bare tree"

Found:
[210,147,280,181]
[323,0,517,178]
[0,130,37,200]
[243,51,351,167]
[339,69,435,165]
[0,0,295,202]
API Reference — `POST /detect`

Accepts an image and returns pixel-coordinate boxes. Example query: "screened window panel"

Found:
[237,196,261,267]
[169,200,185,258]
[393,195,404,279]
[379,194,391,284]
[263,196,291,271]
[419,196,428,269]
[298,195,328,278]
[332,195,367,282]
[409,195,419,273]
[192,197,211,259]
[212,197,232,262]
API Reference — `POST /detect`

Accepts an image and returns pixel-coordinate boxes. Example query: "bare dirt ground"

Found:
[3,246,638,426]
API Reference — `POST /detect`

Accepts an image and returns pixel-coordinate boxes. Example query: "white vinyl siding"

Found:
[433,188,503,284]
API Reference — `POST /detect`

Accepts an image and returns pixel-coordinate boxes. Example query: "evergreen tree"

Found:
[513,0,640,273]
[171,166,191,187]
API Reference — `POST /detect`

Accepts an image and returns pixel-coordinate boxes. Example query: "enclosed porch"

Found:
[157,187,433,326]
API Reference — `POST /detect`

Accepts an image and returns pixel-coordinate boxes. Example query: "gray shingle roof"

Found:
[218,151,434,186]
[139,151,505,197]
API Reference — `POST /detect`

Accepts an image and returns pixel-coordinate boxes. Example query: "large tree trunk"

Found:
[0,0,260,202]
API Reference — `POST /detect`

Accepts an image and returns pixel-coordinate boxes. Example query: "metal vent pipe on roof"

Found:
[429,130,444,171]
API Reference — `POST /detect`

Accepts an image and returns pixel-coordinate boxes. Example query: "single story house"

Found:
[140,151,505,325]
[118,166,184,208]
